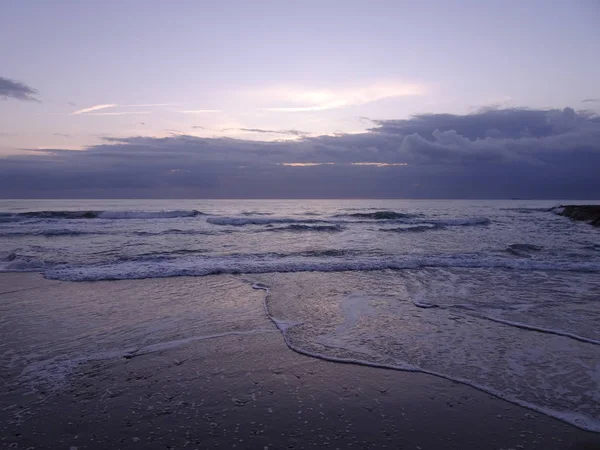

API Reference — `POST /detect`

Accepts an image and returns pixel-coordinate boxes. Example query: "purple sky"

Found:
[1,1,599,198]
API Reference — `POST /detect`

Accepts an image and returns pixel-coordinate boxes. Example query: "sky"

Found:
[1,0,599,198]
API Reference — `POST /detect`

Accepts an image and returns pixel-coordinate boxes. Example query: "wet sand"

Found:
[1,273,599,450]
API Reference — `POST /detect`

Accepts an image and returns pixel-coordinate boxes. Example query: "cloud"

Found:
[71,104,117,115]
[264,105,343,113]
[369,107,593,140]
[351,162,408,167]
[582,98,599,103]
[123,103,175,107]
[86,111,151,116]
[179,109,223,114]
[2,107,599,198]
[71,103,176,115]
[53,133,70,138]
[239,128,308,136]
[0,76,40,102]
[261,82,424,112]
[279,163,335,167]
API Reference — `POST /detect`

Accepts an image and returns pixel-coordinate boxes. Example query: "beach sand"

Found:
[1,273,599,450]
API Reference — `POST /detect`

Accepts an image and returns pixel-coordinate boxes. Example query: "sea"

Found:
[1,199,599,431]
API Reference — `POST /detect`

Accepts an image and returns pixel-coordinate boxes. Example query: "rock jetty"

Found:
[553,205,600,227]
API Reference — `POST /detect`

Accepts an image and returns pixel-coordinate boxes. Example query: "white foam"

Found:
[250,281,600,433]
[251,282,300,332]
[207,215,491,227]
[125,329,277,357]
[18,329,276,390]
[43,254,600,281]
[470,314,600,346]
[1,258,45,272]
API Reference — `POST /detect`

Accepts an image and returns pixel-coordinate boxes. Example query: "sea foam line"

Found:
[251,282,600,433]
[17,329,277,391]
[42,254,600,281]
[469,314,600,346]
[411,300,600,346]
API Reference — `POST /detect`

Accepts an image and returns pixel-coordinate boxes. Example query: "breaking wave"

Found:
[0,229,100,237]
[207,215,490,227]
[132,229,231,236]
[207,217,328,226]
[43,253,600,281]
[335,210,416,220]
[0,210,204,221]
[380,225,441,233]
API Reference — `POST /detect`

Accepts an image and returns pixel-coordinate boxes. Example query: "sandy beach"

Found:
[1,273,599,450]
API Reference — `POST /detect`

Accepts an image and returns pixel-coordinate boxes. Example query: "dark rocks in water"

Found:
[555,205,600,227]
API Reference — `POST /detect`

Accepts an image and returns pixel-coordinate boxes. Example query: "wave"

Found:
[335,210,416,220]
[0,229,100,237]
[1,251,18,262]
[380,217,490,229]
[501,207,553,213]
[470,314,600,346]
[132,229,230,236]
[380,225,441,233]
[241,211,273,216]
[19,329,277,390]
[97,210,204,219]
[251,283,600,432]
[1,258,46,271]
[0,211,100,220]
[0,210,204,221]
[207,217,328,226]
[207,215,490,227]
[409,299,599,345]
[42,253,600,281]
[38,229,97,236]
[117,249,209,261]
[505,243,544,257]
[427,217,490,226]
[264,224,344,233]
[507,243,543,252]
[1,227,227,238]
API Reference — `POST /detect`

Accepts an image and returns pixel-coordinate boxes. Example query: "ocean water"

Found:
[1,199,599,431]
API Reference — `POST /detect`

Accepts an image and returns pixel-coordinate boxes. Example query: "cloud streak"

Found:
[71,103,177,115]
[71,104,118,115]
[261,82,424,112]
[179,109,223,114]
[0,76,40,102]
[86,111,151,116]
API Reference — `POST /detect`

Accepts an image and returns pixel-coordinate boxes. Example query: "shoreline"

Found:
[1,273,599,449]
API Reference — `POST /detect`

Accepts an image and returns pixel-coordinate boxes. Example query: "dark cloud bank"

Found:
[0,76,39,102]
[2,107,600,198]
